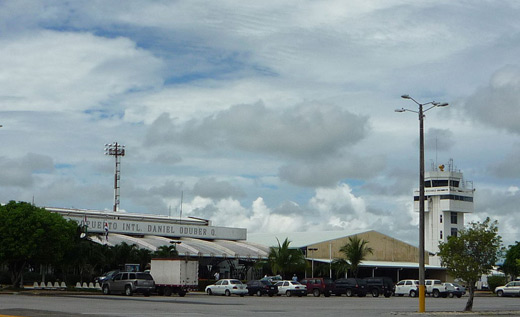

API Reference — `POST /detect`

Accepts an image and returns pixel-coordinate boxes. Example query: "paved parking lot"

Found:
[1,292,520,317]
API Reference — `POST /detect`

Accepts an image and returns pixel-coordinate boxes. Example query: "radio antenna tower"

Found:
[104,142,125,211]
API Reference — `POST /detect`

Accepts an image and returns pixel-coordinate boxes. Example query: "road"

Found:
[1,293,520,317]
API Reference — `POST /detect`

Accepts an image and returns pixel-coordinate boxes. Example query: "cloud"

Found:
[489,143,520,179]
[146,101,369,158]
[0,30,163,113]
[0,153,54,187]
[424,128,454,152]
[192,177,246,200]
[279,154,386,187]
[460,65,520,135]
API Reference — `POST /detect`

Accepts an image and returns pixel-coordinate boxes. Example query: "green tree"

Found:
[110,242,140,268]
[0,201,77,287]
[268,238,306,279]
[438,217,503,312]
[331,258,349,279]
[61,238,111,283]
[153,245,179,258]
[339,235,373,278]
[502,241,520,279]
[135,248,152,271]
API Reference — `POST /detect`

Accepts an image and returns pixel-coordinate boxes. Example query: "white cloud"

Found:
[0,30,163,112]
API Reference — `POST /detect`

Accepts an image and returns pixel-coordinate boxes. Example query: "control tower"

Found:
[413,159,474,266]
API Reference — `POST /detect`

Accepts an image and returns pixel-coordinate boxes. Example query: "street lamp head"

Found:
[437,102,449,107]
[401,94,411,99]
[395,108,406,112]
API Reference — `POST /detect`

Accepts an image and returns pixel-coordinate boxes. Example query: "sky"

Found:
[1,1,519,248]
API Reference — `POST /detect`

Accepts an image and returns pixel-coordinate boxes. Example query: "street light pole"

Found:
[396,95,448,313]
[104,142,125,212]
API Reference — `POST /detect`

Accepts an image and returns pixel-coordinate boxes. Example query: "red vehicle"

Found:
[299,277,335,297]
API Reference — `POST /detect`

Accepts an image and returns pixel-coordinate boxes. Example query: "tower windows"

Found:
[450,212,457,224]
[451,228,458,236]
[440,214,443,223]
[440,230,443,239]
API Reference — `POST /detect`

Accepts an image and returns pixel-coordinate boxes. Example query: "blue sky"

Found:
[1,0,519,247]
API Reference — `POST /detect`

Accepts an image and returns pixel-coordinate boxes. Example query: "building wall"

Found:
[305,230,428,264]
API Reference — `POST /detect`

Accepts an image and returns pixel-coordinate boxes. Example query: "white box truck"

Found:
[150,258,199,297]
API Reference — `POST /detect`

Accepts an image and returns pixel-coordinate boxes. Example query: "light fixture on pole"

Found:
[396,94,448,313]
[307,247,318,278]
[104,142,125,212]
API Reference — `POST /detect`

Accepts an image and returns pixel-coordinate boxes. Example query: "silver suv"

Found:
[102,272,155,296]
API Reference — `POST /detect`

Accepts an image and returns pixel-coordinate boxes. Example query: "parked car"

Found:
[394,279,419,297]
[205,279,248,296]
[334,278,368,297]
[274,280,307,297]
[246,280,278,296]
[443,282,465,298]
[452,283,466,295]
[260,275,283,283]
[425,279,448,298]
[495,281,520,297]
[300,278,335,297]
[364,277,395,297]
[102,271,154,296]
[94,270,119,284]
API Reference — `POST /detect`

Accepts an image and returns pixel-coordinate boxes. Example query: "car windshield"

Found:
[230,280,242,284]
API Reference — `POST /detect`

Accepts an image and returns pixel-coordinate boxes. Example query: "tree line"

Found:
[0,201,178,287]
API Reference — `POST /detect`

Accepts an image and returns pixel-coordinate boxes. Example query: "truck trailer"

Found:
[150,258,199,296]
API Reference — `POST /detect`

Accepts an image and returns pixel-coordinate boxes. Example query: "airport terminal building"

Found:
[48,207,270,280]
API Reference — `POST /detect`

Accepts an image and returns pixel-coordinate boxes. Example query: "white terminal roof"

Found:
[89,233,270,260]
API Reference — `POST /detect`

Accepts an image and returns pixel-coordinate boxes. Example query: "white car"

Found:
[205,279,248,296]
[394,279,419,297]
[425,279,448,298]
[443,282,465,298]
[495,281,520,297]
[275,280,307,297]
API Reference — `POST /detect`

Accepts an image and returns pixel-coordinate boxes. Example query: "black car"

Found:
[364,277,395,297]
[246,280,278,296]
[334,278,368,297]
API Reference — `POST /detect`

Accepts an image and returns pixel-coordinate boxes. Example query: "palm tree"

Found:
[153,245,179,258]
[331,258,349,279]
[110,242,140,269]
[268,238,306,279]
[339,235,373,278]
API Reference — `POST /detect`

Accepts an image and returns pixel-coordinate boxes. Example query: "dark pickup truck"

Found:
[364,277,395,297]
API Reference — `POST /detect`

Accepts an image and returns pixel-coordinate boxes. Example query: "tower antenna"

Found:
[179,191,183,221]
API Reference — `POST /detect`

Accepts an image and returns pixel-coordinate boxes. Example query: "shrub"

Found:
[488,275,508,292]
